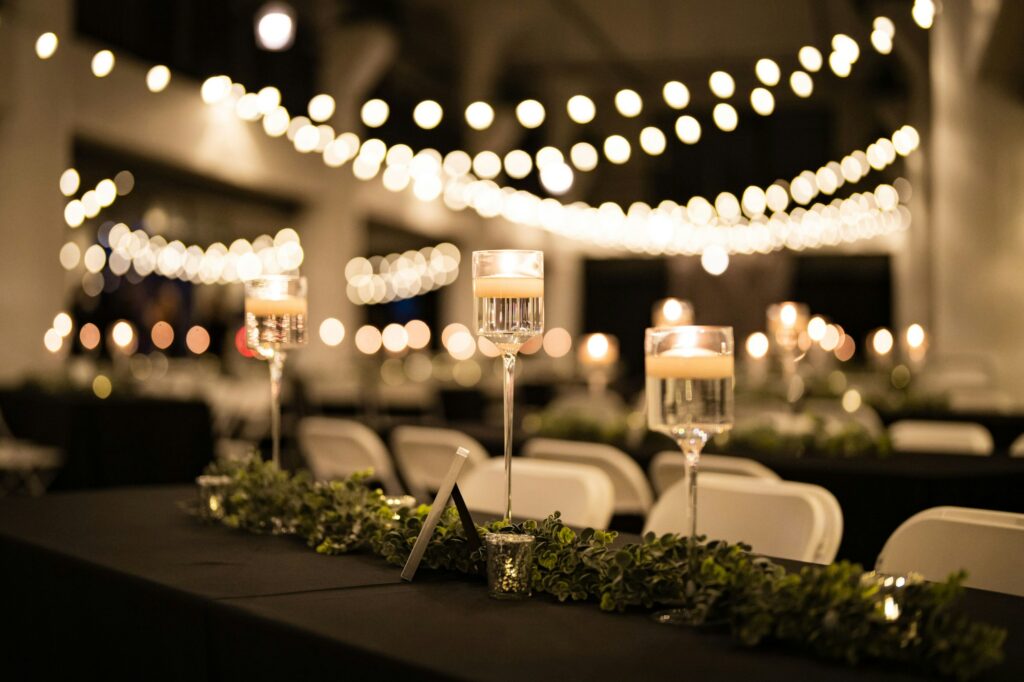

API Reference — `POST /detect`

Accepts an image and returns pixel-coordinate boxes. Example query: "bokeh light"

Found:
[319,317,345,346]
[186,326,210,354]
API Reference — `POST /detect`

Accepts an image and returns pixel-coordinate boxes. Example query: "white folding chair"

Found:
[390,425,490,500]
[297,417,403,495]
[459,458,615,529]
[876,507,1024,596]
[648,451,780,496]
[888,420,993,455]
[644,473,843,563]
[523,438,653,515]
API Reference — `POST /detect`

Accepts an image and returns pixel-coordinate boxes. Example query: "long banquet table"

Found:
[1,486,1022,681]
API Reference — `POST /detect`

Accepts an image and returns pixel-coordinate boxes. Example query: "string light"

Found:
[790,71,814,98]
[464,101,494,130]
[708,71,735,98]
[639,127,667,156]
[675,116,701,144]
[566,95,596,123]
[662,81,690,109]
[91,50,115,78]
[570,142,599,172]
[603,135,631,164]
[515,99,545,128]
[59,168,80,197]
[712,103,738,132]
[308,94,336,122]
[146,65,171,93]
[750,88,775,116]
[798,46,823,72]
[345,242,460,305]
[614,89,642,117]
[413,100,443,129]
[912,0,936,29]
[35,32,59,60]
[755,59,781,86]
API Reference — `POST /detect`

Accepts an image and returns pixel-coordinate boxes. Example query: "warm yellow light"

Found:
[662,81,690,109]
[829,51,852,78]
[750,88,775,116]
[807,316,827,342]
[741,186,767,217]
[708,71,735,98]
[91,50,115,78]
[464,101,494,130]
[566,95,596,124]
[413,100,443,129]
[639,127,667,156]
[745,332,769,359]
[798,46,823,73]
[35,32,59,60]
[755,58,781,86]
[872,328,894,355]
[308,94,336,122]
[570,142,598,172]
[871,29,893,54]
[405,320,431,349]
[146,65,171,93]
[503,150,533,179]
[712,103,738,132]
[614,89,642,117]
[355,325,382,354]
[382,323,409,353]
[701,245,729,275]
[874,16,896,37]
[912,0,935,29]
[842,389,862,412]
[111,320,134,349]
[44,328,63,353]
[603,135,631,164]
[906,323,926,349]
[200,76,232,104]
[92,375,112,399]
[675,115,701,144]
[53,312,73,337]
[80,323,101,350]
[83,244,106,273]
[584,333,611,362]
[831,34,860,63]
[447,331,476,360]
[59,168,80,197]
[472,151,502,180]
[543,328,572,358]
[790,71,814,98]
[186,326,210,354]
[256,86,281,114]
[293,124,320,153]
[95,179,117,207]
[835,335,856,362]
[515,99,545,128]
[263,106,290,137]
[539,162,573,195]
[361,99,390,128]
[657,298,691,325]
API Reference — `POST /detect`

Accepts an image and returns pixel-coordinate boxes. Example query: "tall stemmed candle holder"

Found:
[473,250,544,522]
[645,326,734,625]
[244,275,308,468]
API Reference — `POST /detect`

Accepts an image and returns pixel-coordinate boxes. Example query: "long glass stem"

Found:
[677,430,706,540]
[502,351,517,522]
[269,349,286,469]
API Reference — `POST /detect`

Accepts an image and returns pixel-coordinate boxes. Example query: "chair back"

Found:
[876,506,1024,597]
[523,438,653,514]
[297,417,402,495]
[460,458,615,529]
[390,425,489,500]
[644,473,843,563]
[888,420,993,455]
[649,451,780,496]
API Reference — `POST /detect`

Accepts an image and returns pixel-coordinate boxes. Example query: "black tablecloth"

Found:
[1,486,1022,681]
[0,387,213,489]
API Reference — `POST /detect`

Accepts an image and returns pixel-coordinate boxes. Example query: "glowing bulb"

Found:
[829,51,852,78]
[319,318,345,346]
[614,89,642,117]
[543,328,572,358]
[539,162,573,195]
[750,88,775,116]
[570,142,599,172]
[755,58,781,86]
[355,326,382,354]
[832,34,860,63]
[516,99,545,128]
[701,245,729,275]
[798,46,823,72]
[503,150,533,179]
[741,186,767,217]
[912,0,935,29]
[872,328,894,355]
[566,95,595,123]
[59,242,81,270]
[308,94,335,122]
[709,71,735,98]
[871,29,893,55]
[662,299,685,324]
[361,99,389,127]
[255,2,296,51]
[662,81,690,109]
[746,332,769,359]
[146,65,171,93]
[603,135,631,164]
[201,76,232,104]
[53,312,73,337]
[413,100,443,129]
[111,320,134,348]
[675,115,701,144]
[59,169,80,197]
[186,326,210,354]
[585,333,610,361]
[263,106,290,137]
[639,127,666,155]
[790,71,814,98]
[35,32,59,60]
[781,303,798,327]
[464,101,494,130]
[842,389,862,412]
[712,103,738,132]
[808,316,827,342]
[44,328,63,353]
[91,50,115,78]
[874,16,896,37]
[382,323,409,353]
[256,86,281,113]
[906,323,926,349]
[472,151,502,180]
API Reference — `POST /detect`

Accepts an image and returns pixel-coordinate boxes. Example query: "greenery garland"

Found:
[199,458,1005,680]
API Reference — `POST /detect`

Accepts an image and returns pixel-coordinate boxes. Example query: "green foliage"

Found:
[716,414,892,459]
[530,406,629,446]
[198,459,1005,680]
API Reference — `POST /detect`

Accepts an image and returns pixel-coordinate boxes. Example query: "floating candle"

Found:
[646,350,734,379]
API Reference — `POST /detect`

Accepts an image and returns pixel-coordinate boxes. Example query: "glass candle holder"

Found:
[196,474,232,520]
[473,250,544,522]
[485,533,535,600]
[244,274,308,469]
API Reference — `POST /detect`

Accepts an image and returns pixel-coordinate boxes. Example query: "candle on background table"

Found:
[472,276,544,299]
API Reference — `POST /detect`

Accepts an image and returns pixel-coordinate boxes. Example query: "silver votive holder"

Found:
[485,533,535,600]
[196,474,232,520]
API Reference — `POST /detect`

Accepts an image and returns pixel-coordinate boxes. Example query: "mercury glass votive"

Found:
[485,533,535,599]
[196,474,232,520]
